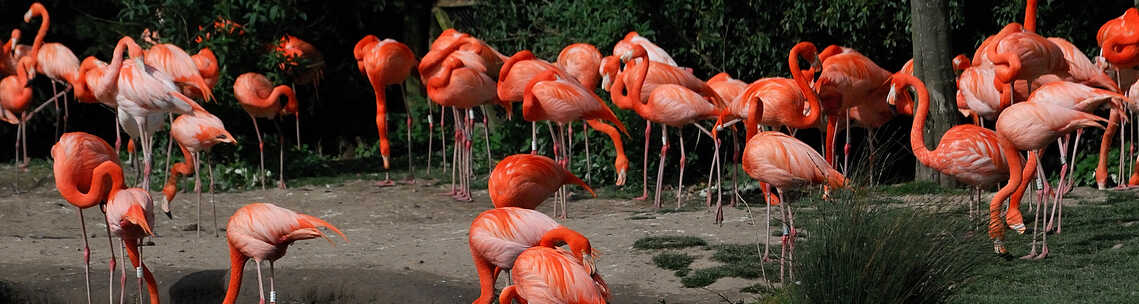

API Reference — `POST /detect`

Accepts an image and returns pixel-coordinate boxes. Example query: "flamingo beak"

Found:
[601,75,611,91]
[616,169,627,186]
[886,84,898,106]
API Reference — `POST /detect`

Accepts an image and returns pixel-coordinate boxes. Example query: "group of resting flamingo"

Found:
[21,0,1139,302]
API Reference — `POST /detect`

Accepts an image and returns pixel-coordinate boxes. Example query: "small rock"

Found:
[181,224,198,232]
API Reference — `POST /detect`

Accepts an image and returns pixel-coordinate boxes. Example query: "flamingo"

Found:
[991,101,1105,258]
[233,72,299,189]
[1098,8,1139,70]
[104,181,159,304]
[222,203,347,304]
[610,45,727,210]
[497,227,607,304]
[613,31,678,67]
[604,44,723,202]
[521,69,628,217]
[707,73,747,105]
[488,154,595,210]
[0,29,20,76]
[557,43,603,91]
[498,50,571,154]
[354,35,418,185]
[276,34,325,87]
[110,37,207,193]
[51,132,121,304]
[189,48,219,95]
[583,119,629,187]
[162,108,236,237]
[419,31,504,201]
[142,43,214,102]
[724,93,842,282]
[24,3,80,136]
[888,73,1012,219]
[0,57,34,172]
[468,207,598,304]
[789,42,893,176]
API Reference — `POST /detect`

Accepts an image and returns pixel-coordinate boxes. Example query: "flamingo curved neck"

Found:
[1024,0,1037,33]
[222,242,249,304]
[900,75,934,163]
[788,43,823,129]
[28,6,48,57]
[268,85,297,115]
[60,160,124,209]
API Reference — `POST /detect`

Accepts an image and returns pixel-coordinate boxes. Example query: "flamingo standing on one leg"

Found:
[497,227,608,304]
[51,132,121,304]
[991,101,1106,258]
[468,207,599,304]
[0,57,34,173]
[498,50,570,153]
[222,203,347,304]
[234,72,299,190]
[354,35,418,185]
[488,154,595,210]
[558,43,604,180]
[521,69,627,217]
[162,108,236,237]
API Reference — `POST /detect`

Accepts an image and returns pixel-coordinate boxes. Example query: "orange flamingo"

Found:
[498,227,607,304]
[162,108,235,237]
[558,43,603,91]
[234,72,298,189]
[488,154,594,210]
[24,3,80,136]
[610,45,726,209]
[143,43,214,102]
[991,101,1105,258]
[189,47,219,98]
[584,119,629,186]
[521,69,627,216]
[354,35,418,185]
[789,42,893,176]
[104,182,158,304]
[468,207,598,304]
[222,203,347,304]
[1098,8,1139,69]
[605,44,723,202]
[725,80,844,281]
[498,50,570,154]
[419,31,504,201]
[276,34,324,87]
[51,132,121,304]
[111,37,206,192]
[0,57,34,172]
[0,29,20,76]
[613,31,677,67]
[889,73,1012,219]
[707,73,747,105]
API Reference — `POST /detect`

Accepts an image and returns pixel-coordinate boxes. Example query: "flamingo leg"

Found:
[584,122,591,183]
[75,209,93,304]
[731,129,739,207]
[762,183,772,262]
[52,80,60,138]
[269,261,277,304]
[1053,129,1081,234]
[530,121,538,154]
[118,240,126,304]
[255,260,266,304]
[194,152,202,238]
[483,107,492,176]
[446,109,458,196]
[427,108,434,175]
[676,128,687,208]
[783,190,795,281]
[140,120,154,193]
[276,119,286,189]
[207,154,218,238]
[654,125,669,208]
[20,114,27,170]
[843,110,851,176]
[162,114,174,190]
[12,117,20,193]
[251,115,266,190]
[547,122,563,217]
[404,85,416,184]
[441,107,448,175]
[635,121,652,201]
[1023,172,1043,260]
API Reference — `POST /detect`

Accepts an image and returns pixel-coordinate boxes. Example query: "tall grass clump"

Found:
[791,192,984,303]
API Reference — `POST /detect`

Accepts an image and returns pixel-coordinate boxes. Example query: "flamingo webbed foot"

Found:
[375,180,396,187]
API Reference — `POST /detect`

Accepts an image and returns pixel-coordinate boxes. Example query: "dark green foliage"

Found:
[652,252,696,271]
[634,235,708,250]
[791,192,984,303]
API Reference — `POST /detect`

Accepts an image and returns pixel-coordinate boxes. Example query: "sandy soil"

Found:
[0,164,770,303]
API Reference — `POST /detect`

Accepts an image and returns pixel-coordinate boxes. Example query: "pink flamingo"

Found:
[24,3,81,136]
[355,35,418,185]
[104,181,159,304]
[162,108,236,237]
[468,207,598,304]
[222,203,347,304]
[498,227,608,304]
[488,154,594,210]
[233,72,298,189]
[51,132,120,304]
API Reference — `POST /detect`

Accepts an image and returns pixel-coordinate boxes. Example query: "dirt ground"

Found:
[0,163,770,304]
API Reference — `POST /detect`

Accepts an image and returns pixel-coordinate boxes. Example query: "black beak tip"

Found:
[164,211,173,219]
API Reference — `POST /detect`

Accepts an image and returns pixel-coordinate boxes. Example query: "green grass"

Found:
[951,190,1139,303]
[633,236,708,250]
[652,252,696,271]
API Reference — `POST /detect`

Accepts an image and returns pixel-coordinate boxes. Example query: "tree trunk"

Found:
[909,0,959,187]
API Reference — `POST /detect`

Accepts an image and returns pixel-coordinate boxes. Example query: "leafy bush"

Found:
[791,192,983,303]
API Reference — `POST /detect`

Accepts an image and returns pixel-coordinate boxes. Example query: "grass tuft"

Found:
[634,236,708,250]
[652,252,696,271]
[877,180,965,195]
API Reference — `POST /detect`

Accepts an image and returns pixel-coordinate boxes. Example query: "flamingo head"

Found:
[354,35,380,73]
[615,154,628,186]
[23,3,45,23]
[599,56,620,91]
[952,54,971,78]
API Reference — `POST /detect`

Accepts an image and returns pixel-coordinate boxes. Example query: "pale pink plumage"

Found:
[36,42,79,85]
[505,246,609,304]
[613,32,677,66]
[742,131,845,189]
[557,43,602,91]
[707,72,747,108]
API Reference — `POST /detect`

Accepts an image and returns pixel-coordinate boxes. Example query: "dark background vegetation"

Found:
[0,0,1136,190]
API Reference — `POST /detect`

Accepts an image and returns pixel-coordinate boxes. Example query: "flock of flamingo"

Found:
[6,0,1139,303]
